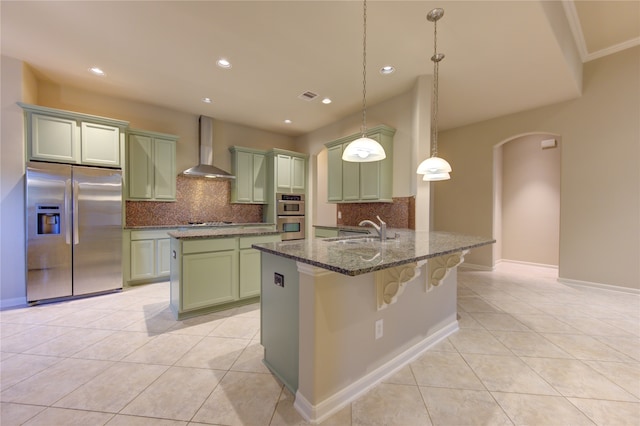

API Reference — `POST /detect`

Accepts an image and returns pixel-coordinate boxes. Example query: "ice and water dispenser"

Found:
[37,205,61,235]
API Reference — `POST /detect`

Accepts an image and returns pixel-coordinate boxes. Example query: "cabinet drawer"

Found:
[131,229,174,240]
[183,238,237,254]
[239,234,281,249]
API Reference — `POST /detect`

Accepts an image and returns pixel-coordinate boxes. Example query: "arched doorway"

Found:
[493,133,561,270]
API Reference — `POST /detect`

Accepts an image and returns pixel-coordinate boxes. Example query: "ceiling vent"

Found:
[298,91,319,101]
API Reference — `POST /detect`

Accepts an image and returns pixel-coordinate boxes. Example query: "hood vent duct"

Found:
[182,116,236,179]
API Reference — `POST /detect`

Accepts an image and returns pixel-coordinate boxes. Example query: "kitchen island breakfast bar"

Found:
[253,231,495,424]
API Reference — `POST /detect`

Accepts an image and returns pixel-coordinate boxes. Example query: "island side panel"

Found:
[296,262,458,412]
[260,252,300,393]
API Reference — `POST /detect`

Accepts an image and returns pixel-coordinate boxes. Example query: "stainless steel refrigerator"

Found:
[26,161,123,302]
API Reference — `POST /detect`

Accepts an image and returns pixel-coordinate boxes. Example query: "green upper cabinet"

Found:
[127,129,177,201]
[229,146,267,204]
[270,149,308,194]
[19,103,128,167]
[325,125,395,203]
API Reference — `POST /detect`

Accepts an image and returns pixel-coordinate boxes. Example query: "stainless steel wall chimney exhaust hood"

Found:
[182,116,236,179]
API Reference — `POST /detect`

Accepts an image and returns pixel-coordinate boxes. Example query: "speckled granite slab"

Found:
[252,231,495,276]
[168,227,280,240]
[127,222,272,230]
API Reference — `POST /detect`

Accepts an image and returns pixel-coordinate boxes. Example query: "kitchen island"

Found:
[168,226,280,319]
[253,230,494,424]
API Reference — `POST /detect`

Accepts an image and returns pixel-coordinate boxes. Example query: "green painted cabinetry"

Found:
[182,240,238,311]
[127,129,177,201]
[125,229,175,284]
[265,149,308,224]
[270,150,307,194]
[325,125,395,203]
[170,233,281,319]
[19,103,127,168]
[229,146,267,204]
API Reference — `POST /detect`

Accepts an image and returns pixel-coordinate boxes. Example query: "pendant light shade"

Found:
[416,155,452,175]
[342,136,386,162]
[417,7,451,181]
[343,0,386,163]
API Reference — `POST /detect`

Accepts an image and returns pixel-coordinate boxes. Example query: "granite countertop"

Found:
[252,230,495,276]
[126,222,273,230]
[313,224,375,233]
[168,227,280,240]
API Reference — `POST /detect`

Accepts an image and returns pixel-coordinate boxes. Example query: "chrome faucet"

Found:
[359,215,387,241]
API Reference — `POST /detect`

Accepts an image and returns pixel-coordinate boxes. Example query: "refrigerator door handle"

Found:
[73,180,80,245]
[65,178,72,245]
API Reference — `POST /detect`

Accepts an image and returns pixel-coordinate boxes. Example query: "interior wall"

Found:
[0,57,36,307]
[435,46,639,290]
[0,67,299,307]
[500,134,561,267]
[36,81,297,174]
[298,79,430,229]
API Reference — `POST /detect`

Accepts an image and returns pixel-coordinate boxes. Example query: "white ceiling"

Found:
[2,1,638,136]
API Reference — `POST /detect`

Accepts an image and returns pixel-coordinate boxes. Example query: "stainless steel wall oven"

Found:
[276,193,305,240]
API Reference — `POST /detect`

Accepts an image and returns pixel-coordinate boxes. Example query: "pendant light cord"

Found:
[361,0,368,138]
[431,16,440,158]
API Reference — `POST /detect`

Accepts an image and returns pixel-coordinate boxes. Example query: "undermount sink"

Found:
[326,236,387,245]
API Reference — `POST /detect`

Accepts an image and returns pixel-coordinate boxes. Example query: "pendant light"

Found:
[342,0,386,163]
[417,8,452,181]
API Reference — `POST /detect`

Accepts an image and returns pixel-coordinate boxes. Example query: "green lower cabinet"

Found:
[182,250,238,311]
[239,249,261,298]
[126,229,174,284]
[170,233,281,319]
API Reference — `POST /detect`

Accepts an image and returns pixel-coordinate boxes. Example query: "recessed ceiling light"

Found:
[202,97,213,104]
[217,58,232,69]
[284,119,292,124]
[380,65,395,75]
[88,67,106,76]
[322,98,332,104]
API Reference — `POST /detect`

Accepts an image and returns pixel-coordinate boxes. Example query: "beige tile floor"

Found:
[1,263,638,425]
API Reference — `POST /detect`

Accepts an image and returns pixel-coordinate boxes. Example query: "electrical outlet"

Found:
[375,319,383,339]
[338,211,342,219]
[274,273,284,287]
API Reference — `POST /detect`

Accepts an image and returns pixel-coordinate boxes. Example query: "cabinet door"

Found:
[153,137,176,200]
[327,145,343,201]
[182,250,238,311]
[235,150,253,203]
[81,122,120,167]
[276,154,292,193]
[130,240,155,280]
[30,114,78,163]
[128,134,153,199]
[292,156,305,192]
[360,161,380,200]
[156,238,171,276]
[342,154,360,201]
[239,248,261,298]
[253,153,266,203]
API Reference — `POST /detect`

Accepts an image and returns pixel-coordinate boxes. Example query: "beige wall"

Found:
[0,60,297,307]
[37,81,297,174]
[298,79,431,229]
[435,46,639,289]
[1,57,36,306]
[500,134,561,266]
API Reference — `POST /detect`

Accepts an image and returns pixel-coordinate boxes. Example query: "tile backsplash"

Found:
[126,175,263,226]
[337,197,415,229]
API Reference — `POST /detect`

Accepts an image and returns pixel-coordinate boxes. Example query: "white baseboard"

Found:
[559,277,640,295]
[0,297,28,310]
[498,259,559,270]
[294,317,459,424]
[460,262,494,271]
